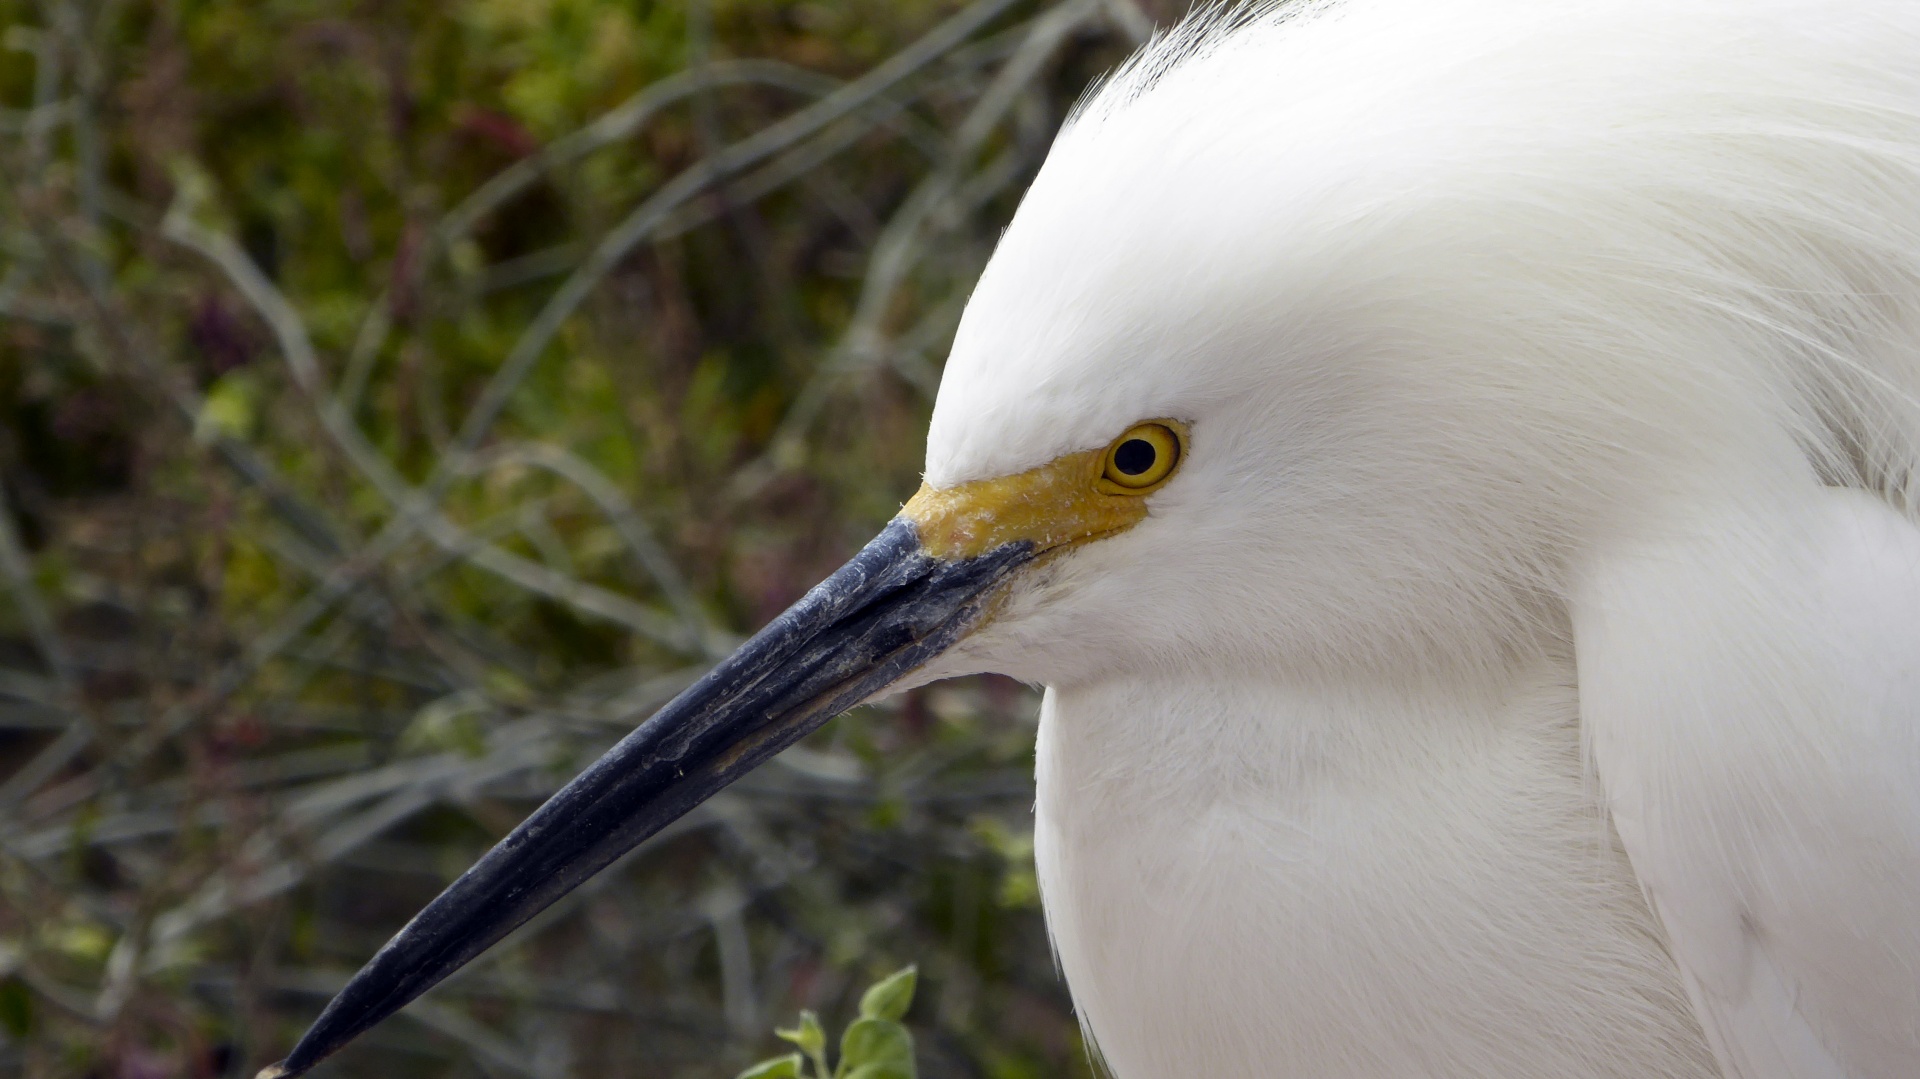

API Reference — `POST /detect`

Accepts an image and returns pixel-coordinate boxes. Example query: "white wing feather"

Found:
[1575,479,1920,1079]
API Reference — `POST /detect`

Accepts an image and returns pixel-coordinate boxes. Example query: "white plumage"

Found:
[905,1,1920,1075]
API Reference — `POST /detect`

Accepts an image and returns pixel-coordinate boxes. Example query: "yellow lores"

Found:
[901,421,1188,560]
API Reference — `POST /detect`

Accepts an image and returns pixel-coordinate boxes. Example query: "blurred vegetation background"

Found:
[0,0,1176,1075]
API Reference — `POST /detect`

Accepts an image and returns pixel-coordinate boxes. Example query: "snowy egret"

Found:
[263,0,1920,1076]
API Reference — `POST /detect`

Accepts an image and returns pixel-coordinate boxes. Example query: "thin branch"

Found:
[158,211,700,723]
[334,58,877,415]
[464,442,721,652]
[432,0,1028,485]
[0,479,73,688]
[731,0,1102,500]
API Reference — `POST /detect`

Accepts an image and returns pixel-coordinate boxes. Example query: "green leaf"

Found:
[857,965,917,1022]
[735,1053,803,1079]
[841,1066,912,1079]
[776,1009,826,1056]
[163,155,229,231]
[836,1018,913,1079]
[194,370,260,444]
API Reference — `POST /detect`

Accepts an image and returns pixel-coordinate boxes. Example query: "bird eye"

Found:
[1099,422,1183,493]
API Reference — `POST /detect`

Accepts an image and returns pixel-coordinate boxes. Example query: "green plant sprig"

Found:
[737,965,919,1079]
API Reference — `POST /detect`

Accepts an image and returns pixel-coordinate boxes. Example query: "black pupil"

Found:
[1113,438,1157,476]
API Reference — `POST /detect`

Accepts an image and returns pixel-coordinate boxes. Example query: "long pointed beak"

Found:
[260,519,1030,1078]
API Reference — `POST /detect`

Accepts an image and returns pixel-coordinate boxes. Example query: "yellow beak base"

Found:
[900,447,1150,560]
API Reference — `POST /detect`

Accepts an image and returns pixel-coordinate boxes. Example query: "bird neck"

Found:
[1038,654,1574,815]
[1031,648,1715,1079]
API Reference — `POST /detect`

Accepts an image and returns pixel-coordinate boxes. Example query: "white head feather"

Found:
[924,0,1920,688]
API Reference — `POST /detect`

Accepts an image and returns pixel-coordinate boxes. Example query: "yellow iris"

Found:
[1098,422,1183,493]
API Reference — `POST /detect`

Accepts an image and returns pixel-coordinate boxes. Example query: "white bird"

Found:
[264,1,1920,1077]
